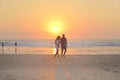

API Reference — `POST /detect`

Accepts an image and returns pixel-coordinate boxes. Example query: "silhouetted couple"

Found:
[55,34,67,57]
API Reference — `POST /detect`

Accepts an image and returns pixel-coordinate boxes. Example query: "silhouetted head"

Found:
[56,36,61,39]
[15,42,17,46]
[62,34,65,38]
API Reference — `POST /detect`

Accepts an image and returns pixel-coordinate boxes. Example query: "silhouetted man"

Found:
[61,34,67,57]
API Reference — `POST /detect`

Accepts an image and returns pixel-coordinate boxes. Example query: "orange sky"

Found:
[0,0,120,39]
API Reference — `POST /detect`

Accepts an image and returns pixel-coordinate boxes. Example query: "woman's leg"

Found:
[55,49,59,57]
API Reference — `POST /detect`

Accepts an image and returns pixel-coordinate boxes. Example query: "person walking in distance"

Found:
[2,42,4,54]
[61,34,67,57]
[15,42,17,54]
[55,36,61,57]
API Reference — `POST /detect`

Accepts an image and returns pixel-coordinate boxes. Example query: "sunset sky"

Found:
[0,0,120,39]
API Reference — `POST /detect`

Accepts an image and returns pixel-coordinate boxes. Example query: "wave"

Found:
[0,39,120,48]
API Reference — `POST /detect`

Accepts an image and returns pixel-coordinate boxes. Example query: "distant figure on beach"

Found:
[15,42,17,46]
[15,42,17,54]
[55,36,61,57]
[2,42,4,53]
[61,34,67,57]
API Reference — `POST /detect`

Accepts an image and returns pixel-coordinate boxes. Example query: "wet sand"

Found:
[0,54,120,80]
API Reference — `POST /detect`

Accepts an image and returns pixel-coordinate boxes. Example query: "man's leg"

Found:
[61,48,63,57]
[63,47,67,57]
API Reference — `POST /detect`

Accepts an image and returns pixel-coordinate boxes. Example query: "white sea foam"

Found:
[0,39,120,55]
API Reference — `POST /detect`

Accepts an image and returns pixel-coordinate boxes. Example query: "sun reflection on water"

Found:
[53,48,56,54]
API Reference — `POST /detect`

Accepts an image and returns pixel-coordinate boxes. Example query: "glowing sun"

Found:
[48,21,63,34]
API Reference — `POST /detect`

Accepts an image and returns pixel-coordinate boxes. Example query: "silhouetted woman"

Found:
[55,36,61,57]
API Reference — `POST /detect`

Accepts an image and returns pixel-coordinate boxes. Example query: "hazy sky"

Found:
[0,0,120,39]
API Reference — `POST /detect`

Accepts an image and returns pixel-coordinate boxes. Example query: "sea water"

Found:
[0,39,120,55]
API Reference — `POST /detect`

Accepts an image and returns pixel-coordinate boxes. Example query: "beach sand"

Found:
[0,54,120,80]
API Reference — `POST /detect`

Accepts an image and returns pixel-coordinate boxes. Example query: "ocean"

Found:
[0,39,120,55]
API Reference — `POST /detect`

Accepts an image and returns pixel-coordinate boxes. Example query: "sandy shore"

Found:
[0,54,120,80]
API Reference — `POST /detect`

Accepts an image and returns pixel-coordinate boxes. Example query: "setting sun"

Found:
[53,27,59,32]
[48,21,63,34]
